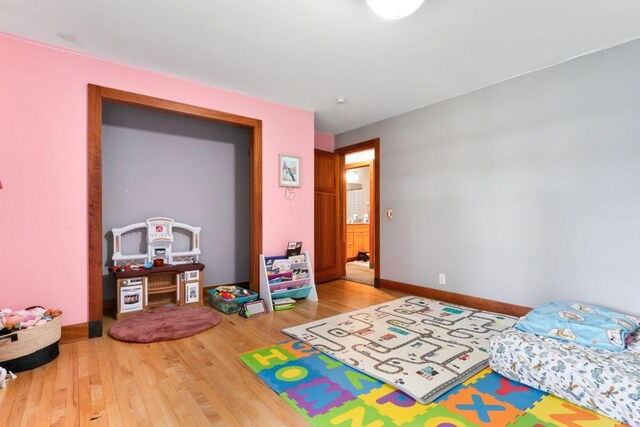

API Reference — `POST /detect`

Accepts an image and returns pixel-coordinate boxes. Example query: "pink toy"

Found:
[0,306,62,331]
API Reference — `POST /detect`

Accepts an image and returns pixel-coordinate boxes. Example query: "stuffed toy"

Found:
[0,307,62,331]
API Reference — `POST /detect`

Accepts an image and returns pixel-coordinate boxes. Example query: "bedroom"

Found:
[1,1,639,426]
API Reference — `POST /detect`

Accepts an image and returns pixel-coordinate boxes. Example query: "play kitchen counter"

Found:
[110,217,205,319]
[113,264,205,319]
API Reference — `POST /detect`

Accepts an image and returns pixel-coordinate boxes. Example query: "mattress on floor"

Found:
[489,328,640,426]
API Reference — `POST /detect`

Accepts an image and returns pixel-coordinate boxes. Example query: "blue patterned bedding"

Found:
[489,328,640,426]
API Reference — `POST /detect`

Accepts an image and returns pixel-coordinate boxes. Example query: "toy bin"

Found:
[208,288,259,314]
[0,315,62,373]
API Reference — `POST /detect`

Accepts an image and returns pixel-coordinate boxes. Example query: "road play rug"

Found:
[282,297,518,404]
[240,340,628,426]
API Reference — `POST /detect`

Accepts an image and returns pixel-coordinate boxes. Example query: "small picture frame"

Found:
[279,155,301,187]
[240,300,268,318]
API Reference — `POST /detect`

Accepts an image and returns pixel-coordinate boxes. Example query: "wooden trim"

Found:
[373,139,380,283]
[250,122,263,292]
[379,279,532,317]
[88,85,103,325]
[60,322,89,345]
[335,139,377,156]
[87,84,263,338]
[339,153,347,277]
[345,160,371,170]
[368,159,375,269]
[98,87,260,128]
[335,138,380,282]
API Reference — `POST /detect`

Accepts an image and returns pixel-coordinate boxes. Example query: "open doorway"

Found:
[335,139,380,287]
[344,153,374,285]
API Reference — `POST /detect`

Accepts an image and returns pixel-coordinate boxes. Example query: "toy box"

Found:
[0,315,61,372]
[208,288,259,314]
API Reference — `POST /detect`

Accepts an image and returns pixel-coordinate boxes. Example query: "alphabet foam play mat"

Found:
[239,339,628,426]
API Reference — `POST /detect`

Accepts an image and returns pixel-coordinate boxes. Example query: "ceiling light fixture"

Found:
[367,0,425,20]
[335,97,347,104]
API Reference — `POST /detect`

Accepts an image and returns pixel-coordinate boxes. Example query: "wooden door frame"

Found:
[88,84,262,338]
[335,138,380,285]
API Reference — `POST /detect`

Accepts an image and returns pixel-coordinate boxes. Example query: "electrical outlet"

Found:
[439,274,446,285]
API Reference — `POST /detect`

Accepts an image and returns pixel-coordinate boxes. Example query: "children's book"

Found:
[286,242,302,257]
[273,297,296,305]
[288,254,305,263]
[272,259,292,273]
[265,256,287,270]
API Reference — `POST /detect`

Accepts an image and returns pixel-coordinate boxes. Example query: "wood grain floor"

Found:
[0,280,403,426]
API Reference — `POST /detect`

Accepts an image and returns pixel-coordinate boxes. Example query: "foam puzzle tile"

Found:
[528,395,621,427]
[506,412,556,426]
[440,387,521,426]
[471,372,546,410]
[299,353,382,395]
[359,384,433,425]
[239,344,298,373]
[313,398,396,427]
[432,381,469,404]
[405,405,480,427]
[283,376,356,418]
[255,359,325,394]
[278,339,319,359]
[463,367,492,386]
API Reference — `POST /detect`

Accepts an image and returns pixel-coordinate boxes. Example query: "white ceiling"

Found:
[2,1,640,134]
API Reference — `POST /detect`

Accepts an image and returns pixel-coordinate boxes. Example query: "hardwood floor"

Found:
[0,280,403,426]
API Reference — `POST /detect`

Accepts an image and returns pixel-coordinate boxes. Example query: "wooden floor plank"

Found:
[1,280,403,426]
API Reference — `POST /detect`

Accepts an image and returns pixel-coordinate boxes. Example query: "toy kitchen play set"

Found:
[110,217,205,319]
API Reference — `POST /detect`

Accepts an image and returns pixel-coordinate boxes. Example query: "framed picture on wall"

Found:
[279,155,301,187]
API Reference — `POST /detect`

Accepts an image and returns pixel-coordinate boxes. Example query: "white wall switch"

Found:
[439,274,446,285]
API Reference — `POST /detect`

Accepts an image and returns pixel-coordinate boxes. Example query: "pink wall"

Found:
[314,131,334,152]
[0,33,315,325]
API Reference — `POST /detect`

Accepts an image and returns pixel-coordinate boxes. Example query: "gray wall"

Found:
[336,39,640,315]
[102,103,250,300]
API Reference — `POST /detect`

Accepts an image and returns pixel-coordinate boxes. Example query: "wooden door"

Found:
[353,224,370,254]
[314,149,343,283]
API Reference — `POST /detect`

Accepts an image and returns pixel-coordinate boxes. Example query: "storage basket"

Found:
[0,315,61,372]
[208,288,259,314]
